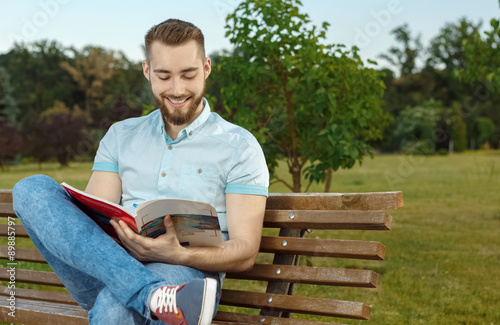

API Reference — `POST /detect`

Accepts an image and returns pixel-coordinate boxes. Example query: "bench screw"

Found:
[289,213,295,219]
[267,297,273,303]
[259,317,266,323]
[281,240,287,247]
[275,268,281,275]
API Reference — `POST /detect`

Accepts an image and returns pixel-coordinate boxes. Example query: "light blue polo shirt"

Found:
[92,99,269,240]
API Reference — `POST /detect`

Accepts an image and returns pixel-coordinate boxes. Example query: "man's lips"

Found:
[165,96,191,108]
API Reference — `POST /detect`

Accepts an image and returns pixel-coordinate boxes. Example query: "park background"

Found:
[0,0,499,324]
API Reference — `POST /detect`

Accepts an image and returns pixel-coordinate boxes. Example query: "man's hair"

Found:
[144,19,205,61]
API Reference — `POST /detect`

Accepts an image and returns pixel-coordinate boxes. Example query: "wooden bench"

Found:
[0,189,403,324]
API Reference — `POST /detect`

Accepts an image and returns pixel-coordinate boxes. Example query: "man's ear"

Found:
[204,57,211,80]
[142,60,150,81]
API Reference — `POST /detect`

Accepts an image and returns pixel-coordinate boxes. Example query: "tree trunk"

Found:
[291,164,301,193]
[324,168,333,192]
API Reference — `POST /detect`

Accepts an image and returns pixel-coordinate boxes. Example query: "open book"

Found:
[61,182,223,247]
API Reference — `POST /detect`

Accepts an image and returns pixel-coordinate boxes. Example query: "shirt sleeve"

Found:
[225,137,269,197]
[92,125,119,173]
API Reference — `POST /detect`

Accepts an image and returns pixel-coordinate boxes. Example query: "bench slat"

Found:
[213,311,347,325]
[260,237,386,260]
[227,264,378,288]
[0,286,75,305]
[0,247,47,263]
[263,210,392,230]
[0,210,392,238]
[0,203,15,218]
[267,192,403,211]
[0,268,63,287]
[0,223,29,237]
[0,190,404,210]
[0,190,12,204]
[219,289,371,320]
[0,297,88,325]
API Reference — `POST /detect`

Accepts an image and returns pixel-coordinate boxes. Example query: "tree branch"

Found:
[270,174,294,192]
[304,179,314,193]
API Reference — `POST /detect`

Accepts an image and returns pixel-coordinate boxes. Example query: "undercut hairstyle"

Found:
[145,19,205,61]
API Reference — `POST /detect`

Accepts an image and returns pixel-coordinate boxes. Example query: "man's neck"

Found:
[164,123,184,141]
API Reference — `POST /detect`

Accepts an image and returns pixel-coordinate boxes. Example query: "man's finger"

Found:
[163,214,174,231]
[117,220,142,242]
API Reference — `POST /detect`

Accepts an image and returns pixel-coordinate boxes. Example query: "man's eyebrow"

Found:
[153,67,199,74]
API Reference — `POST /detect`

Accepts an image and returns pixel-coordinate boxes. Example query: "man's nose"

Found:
[169,78,185,97]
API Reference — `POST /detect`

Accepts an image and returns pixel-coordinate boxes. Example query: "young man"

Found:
[13,19,269,325]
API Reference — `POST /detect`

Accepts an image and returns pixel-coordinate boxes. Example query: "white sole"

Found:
[198,278,218,325]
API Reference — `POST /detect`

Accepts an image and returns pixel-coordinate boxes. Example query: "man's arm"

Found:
[85,171,122,204]
[111,193,266,273]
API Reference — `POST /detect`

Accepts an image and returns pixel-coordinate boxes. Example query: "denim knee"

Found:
[13,175,55,214]
[13,174,58,201]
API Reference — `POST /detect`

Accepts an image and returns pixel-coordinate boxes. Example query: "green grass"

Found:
[1,151,499,324]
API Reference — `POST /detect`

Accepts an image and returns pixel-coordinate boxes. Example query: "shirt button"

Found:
[161,172,166,177]
[197,169,202,174]
[189,131,193,136]
[168,145,173,150]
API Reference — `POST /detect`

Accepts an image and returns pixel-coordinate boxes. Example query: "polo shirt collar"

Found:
[158,98,211,141]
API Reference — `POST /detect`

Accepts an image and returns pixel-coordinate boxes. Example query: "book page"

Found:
[136,199,223,246]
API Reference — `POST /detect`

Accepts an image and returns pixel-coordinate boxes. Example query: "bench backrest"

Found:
[0,189,403,324]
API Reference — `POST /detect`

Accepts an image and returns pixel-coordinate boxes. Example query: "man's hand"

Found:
[110,216,187,265]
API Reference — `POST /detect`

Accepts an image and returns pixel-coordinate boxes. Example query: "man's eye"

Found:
[184,75,196,79]
[158,75,170,80]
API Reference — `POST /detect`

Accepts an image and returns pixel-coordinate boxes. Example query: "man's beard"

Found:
[155,82,206,126]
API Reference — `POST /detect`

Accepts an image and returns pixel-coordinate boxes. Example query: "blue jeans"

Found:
[13,175,221,324]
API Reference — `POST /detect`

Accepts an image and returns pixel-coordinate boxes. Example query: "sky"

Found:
[1,0,499,71]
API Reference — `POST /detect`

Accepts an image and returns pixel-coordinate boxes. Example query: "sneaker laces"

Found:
[157,285,180,315]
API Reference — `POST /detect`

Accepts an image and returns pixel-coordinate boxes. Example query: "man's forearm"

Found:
[179,238,259,273]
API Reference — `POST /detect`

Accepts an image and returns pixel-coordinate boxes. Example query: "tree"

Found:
[0,121,22,170]
[60,46,117,121]
[379,23,423,78]
[427,17,482,105]
[394,99,445,155]
[458,2,500,148]
[221,0,389,192]
[460,1,500,91]
[447,102,467,153]
[471,117,496,149]
[24,101,89,168]
[0,40,77,123]
[0,67,20,123]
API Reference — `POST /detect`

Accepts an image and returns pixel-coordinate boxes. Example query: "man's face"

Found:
[143,40,211,127]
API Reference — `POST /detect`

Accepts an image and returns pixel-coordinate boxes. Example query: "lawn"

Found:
[1,151,499,324]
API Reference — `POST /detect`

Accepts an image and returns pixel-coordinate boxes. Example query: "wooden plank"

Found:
[0,224,29,237]
[0,190,405,210]
[267,192,403,211]
[0,297,88,325]
[0,247,47,263]
[263,210,392,230]
[0,268,63,287]
[0,286,75,305]
[0,203,15,218]
[213,311,347,325]
[219,289,371,320]
[227,264,379,288]
[259,237,386,260]
[0,190,12,204]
